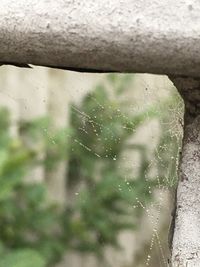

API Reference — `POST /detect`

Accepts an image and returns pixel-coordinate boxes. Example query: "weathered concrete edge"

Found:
[1,0,200,76]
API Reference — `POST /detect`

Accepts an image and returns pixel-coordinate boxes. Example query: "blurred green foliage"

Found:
[0,74,182,266]
[0,249,45,267]
[155,93,183,187]
[67,74,160,253]
[0,109,66,266]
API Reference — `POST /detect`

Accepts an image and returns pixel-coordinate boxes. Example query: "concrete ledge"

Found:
[0,0,200,76]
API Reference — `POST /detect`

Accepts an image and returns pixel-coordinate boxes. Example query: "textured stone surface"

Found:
[1,0,200,76]
[170,77,200,267]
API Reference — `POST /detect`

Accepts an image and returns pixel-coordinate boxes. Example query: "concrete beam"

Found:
[0,0,200,76]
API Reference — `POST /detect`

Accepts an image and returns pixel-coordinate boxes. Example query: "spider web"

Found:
[0,68,184,267]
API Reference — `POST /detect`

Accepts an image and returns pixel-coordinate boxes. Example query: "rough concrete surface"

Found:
[170,77,200,267]
[0,0,200,77]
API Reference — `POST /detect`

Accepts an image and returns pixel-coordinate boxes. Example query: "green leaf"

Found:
[0,249,46,267]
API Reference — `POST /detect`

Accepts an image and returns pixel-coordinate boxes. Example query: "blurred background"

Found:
[0,66,183,267]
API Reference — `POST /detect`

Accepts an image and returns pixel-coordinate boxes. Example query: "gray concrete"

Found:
[0,0,200,77]
[170,77,200,267]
